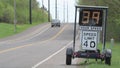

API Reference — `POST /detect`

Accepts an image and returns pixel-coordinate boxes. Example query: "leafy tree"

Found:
[0,0,48,24]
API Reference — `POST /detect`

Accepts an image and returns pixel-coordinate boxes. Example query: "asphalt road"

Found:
[0,23,84,68]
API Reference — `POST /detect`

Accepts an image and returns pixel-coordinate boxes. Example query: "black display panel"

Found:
[79,9,103,26]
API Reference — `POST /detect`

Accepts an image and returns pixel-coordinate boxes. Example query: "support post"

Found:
[73,7,77,52]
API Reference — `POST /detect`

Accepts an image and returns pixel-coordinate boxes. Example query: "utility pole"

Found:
[48,0,50,22]
[42,0,43,9]
[63,0,65,23]
[67,1,68,23]
[14,0,17,32]
[55,0,57,19]
[29,0,32,24]
[42,0,44,22]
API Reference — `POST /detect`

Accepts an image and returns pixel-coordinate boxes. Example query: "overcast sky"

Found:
[36,0,76,22]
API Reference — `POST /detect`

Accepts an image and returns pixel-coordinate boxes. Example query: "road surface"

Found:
[0,23,84,68]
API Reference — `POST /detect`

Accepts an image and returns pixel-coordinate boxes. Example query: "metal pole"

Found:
[14,0,17,32]
[55,0,57,19]
[48,0,50,22]
[29,0,32,24]
[103,9,108,50]
[73,6,77,52]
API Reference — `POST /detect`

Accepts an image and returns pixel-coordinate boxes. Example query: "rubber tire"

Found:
[105,57,111,65]
[66,55,72,65]
[59,25,60,27]
[51,25,54,27]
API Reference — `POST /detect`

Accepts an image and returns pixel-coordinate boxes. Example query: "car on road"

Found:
[51,19,60,27]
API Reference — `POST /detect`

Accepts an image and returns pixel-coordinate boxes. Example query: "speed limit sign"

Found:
[81,30,98,50]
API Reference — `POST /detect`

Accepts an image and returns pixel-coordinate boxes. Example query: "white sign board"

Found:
[81,31,98,50]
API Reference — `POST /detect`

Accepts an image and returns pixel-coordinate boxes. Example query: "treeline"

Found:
[0,0,48,24]
[78,0,120,41]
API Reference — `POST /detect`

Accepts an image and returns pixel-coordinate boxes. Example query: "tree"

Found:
[0,0,48,24]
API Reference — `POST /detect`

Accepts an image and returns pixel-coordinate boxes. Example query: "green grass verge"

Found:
[0,22,44,39]
[80,42,120,68]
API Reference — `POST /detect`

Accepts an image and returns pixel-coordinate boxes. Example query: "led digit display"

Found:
[79,9,103,26]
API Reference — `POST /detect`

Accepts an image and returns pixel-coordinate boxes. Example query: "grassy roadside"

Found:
[79,42,120,68]
[0,22,44,39]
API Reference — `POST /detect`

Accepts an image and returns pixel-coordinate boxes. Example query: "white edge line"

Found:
[0,24,49,44]
[32,41,73,68]
[24,27,50,41]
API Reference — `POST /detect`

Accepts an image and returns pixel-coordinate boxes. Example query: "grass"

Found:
[0,22,44,39]
[79,42,120,68]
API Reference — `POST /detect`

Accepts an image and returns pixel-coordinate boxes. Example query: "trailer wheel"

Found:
[105,49,112,65]
[59,25,60,27]
[51,25,54,27]
[66,55,72,65]
[105,57,111,65]
[66,48,73,65]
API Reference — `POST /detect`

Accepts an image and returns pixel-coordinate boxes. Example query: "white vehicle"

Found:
[51,19,60,27]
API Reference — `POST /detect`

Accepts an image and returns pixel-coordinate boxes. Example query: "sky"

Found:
[36,0,76,22]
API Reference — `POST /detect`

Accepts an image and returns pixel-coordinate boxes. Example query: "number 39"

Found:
[82,11,100,24]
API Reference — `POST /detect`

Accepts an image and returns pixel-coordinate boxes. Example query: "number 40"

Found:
[83,41,96,48]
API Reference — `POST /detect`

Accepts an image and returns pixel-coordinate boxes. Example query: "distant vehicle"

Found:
[51,19,60,27]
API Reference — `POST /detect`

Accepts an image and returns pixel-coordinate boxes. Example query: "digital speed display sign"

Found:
[79,9,103,26]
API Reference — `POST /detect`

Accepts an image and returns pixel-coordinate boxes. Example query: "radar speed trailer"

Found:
[66,5,112,65]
